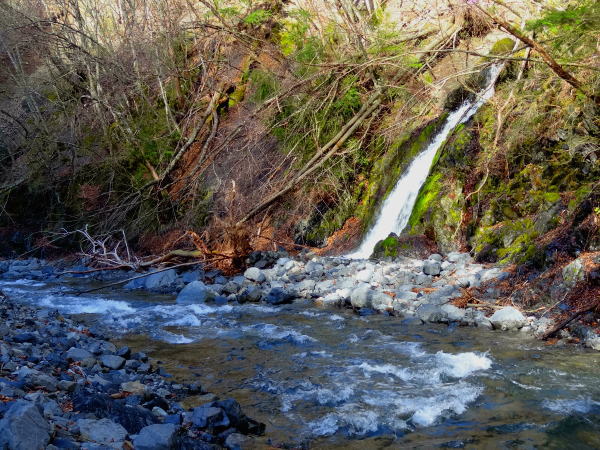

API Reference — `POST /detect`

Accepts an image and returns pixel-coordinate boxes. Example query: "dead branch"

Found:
[71,260,212,295]
[542,300,600,340]
[159,84,224,182]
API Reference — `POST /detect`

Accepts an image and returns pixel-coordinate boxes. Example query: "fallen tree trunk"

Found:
[541,300,600,340]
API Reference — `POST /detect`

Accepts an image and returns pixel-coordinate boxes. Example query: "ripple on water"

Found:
[543,397,600,415]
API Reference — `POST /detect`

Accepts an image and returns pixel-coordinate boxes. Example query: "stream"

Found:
[2,275,600,448]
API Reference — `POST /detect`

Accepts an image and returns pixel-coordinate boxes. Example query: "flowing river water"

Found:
[2,276,600,448]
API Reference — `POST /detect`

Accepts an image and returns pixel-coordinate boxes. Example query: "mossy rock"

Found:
[489,37,516,55]
[371,233,438,260]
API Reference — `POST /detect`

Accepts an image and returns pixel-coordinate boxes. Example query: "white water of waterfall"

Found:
[349,65,502,259]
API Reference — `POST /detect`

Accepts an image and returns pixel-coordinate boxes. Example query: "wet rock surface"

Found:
[0,294,265,449]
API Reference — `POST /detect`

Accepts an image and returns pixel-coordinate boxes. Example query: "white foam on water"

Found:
[349,65,502,258]
[435,351,492,378]
[294,350,333,359]
[165,314,202,327]
[235,304,280,314]
[282,384,355,413]
[38,294,135,314]
[0,279,46,287]
[510,380,542,391]
[241,323,316,345]
[543,397,600,414]
[329,314,345,321]
[269,347,493,438]
[355,362,412,381]
[159,330,195,344]
[408,383,483,427]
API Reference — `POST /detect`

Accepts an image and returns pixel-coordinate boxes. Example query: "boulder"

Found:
[304,261,324,277]
[222,281,240,295]
[121,381,146,395]
[416,304,447,323]
[371,233,438,260]
[264,288,294,305]
[244,267,265,283]
[440,304,466,322]
[370,291,393,311]
[237,286,263,303]
[99,354,126,370]
[429,254,443,262]
[0,400,50,450]
[446,252,472,265]
[350,285,372,308]
[78,418,127,447]
[562,258,585,286]
[144,269,177,291]
[66,347,93,361]
[225,433,253,450]
[176,281,213,304]
[191,405,229,429]
[355,268,373,283]
[133,424,177,450]
[489,306,526,330]
[422,260,441,276]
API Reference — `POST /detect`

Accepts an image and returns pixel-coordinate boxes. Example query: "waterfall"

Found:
[349,65,503,259]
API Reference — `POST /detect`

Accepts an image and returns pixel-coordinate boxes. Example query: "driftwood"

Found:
[541,300,600,340]
[71,259,229,295]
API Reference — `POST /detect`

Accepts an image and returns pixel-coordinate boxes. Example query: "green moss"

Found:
[354,115,447,231]
[249,69,278,104]
[490,37,516,55]
[372,236,399,258]
[407,173,442,229]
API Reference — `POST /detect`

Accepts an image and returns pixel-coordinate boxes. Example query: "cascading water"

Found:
[349,65,503,259]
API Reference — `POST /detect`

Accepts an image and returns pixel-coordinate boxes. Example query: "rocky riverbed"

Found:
[0,294,265,449]
[1,250,599,351]
[1,253,600,447]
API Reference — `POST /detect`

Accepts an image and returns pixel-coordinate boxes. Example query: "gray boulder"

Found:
[133,424,176,450]
[447,252,472,265]
[222,281,240,295]
[355,268,373,283]
[350,285,372,308]
[191,405,229,429]
[349,286,393,311]
[562,258,585,286]
[237,286,263,303]
[244,267,266,283]
[304,261,324,277]
[370,291,393,311]
[422,260,441,276]
[264,288,294,305]
[78,418,127,447]
[441,304,466,322]
[0,400,50,450]
[416,304,447,323]
[99,354,126,370]
[66,347,93,361]
[176,281,213,304]
[429,254,443,262]
[144,269,177,290]
[489,306,526,330]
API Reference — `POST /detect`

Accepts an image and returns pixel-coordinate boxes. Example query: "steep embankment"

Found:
[0,0,598,312]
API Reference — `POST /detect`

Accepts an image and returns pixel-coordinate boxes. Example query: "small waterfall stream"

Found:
[350,65,503,259]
